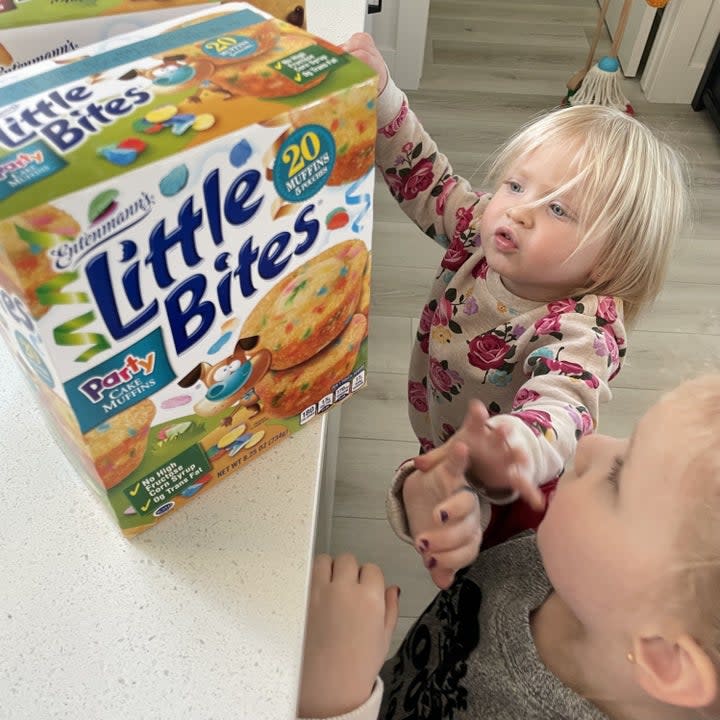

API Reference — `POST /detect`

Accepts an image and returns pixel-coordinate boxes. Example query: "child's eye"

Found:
[607,457,624,489]
[549,202,567,218]
[505,180,522,193]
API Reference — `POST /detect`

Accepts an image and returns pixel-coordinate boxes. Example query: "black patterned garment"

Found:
[378,533,608,720]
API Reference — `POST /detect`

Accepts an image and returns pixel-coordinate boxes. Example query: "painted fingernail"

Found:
[440,510,449,523]
[427,557,437,569]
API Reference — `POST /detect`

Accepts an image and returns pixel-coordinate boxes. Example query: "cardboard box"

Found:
[0,2,306,78]
[0,2,376,535]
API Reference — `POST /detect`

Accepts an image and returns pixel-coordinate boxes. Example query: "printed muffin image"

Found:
[241,239,368,370]
[83,400,156,489]
[256,313,367,418]
[210,28,329,99]
[0,205,80,319]
[357,252,371,322]
[285,82,377,184]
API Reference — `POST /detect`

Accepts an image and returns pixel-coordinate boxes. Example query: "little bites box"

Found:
[0,3,219,79]
[0,3,376,535]
[0,2,305,79]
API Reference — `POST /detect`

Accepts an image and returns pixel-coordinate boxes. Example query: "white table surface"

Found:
[0,340,326,720]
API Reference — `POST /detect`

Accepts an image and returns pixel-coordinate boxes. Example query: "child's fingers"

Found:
[384,586,401,635]
[331,553,361,582]
[312,554,333,585]
[412,443,448,472]
[461,399,490,433]
[510,472,546,512]
[438,485,481,524]
[416,507,482,556]
[358,561,386,589]
[427,543,481,580]
[429,566,456,590]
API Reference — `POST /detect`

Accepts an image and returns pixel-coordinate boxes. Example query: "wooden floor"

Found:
[329,0,720,652]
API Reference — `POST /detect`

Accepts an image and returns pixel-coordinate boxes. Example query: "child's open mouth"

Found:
[493,226,517,252]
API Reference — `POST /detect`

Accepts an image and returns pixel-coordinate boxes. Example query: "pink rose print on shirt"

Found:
[441,236,471,271]
[429,356,464,401]
[401,158,434,200]
[603,326,620,368]
[435,176,458,215]
[433,296,453,326]
[471,257,489,279]
[543,358,587,378]
[419,437,435,453]
[513,387,541,409]
[456,207,472,232]
[530,349,601,389]
[566,404,594,438]
[440,423,456,442]
[408,379,429,413]
[597,296,618,324]
[467,333,510,371]
[513,409,555,439]
[547,299,577,315]
[419,304,434,334]
[379,98,408,138]
[533,314,562,337]
[384,170,404,199]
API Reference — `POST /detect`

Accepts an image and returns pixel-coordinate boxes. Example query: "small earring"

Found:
[626,651,635,664]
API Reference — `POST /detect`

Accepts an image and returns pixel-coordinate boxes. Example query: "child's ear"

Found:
[633,634,717,709]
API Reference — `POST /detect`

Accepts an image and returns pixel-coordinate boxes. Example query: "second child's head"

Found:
[480,105,689,324]
[537,375,720,717]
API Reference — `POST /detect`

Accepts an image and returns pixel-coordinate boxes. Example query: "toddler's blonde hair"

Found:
[485,105,690,325]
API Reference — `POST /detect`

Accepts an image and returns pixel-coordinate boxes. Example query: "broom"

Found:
[569,0,634,115]
[565,0,612,99]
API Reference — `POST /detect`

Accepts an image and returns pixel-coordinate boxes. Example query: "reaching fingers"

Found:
[312,554,333,586]
[412,442,448,472]
[429,566,456,590]
[358,561,386,588]
[384,586,401,635]
[436,485,481,528]
[509,469,546,511]
[331,553,361,582]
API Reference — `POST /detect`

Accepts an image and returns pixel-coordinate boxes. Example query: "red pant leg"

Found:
[481,478,558,550]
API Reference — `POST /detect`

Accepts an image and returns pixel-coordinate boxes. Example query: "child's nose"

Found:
[506,204,533,227]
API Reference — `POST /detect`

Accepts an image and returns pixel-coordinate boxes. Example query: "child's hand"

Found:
[416,401,545,512]
[298,554,399,719]
[342,32,388,94]
[403,440,484,590]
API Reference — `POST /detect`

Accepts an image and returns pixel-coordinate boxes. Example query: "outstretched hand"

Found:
[415,401,545,512]
[403,439,484,590]
[343,32,388,94]
[298,554,399,719]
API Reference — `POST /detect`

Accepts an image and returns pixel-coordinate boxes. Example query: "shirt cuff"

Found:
[386,460,493,542]
[376,75,406,131]
[298,678,384,720]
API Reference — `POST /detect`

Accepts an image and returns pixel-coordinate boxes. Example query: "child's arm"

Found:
[459,306,626,500]
[297,554,398,720]
[345,33,485,249]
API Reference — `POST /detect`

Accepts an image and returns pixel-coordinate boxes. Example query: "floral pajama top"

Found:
[376,80,627,526]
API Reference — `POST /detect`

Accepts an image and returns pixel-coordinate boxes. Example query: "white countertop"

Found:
[0,340,326,720]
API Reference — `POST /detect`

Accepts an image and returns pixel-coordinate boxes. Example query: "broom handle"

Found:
[584,0,612,73]
[610,0,633,59]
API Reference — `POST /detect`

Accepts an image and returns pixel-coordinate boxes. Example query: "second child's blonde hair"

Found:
[484,105,690,325]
